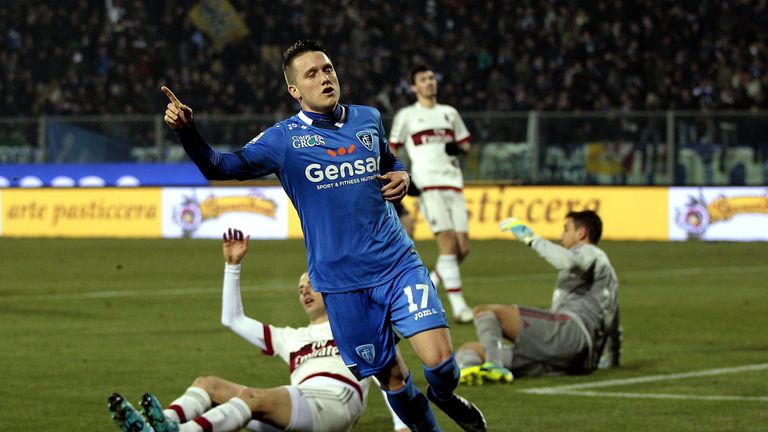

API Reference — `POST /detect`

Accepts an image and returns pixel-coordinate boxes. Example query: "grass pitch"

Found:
[0,238,766,431]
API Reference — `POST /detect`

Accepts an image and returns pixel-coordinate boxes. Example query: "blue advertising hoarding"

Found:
[0,163,208,187]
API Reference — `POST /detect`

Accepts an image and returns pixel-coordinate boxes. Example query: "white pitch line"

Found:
[521,363,768,401]
[464,264,768,286]
[2,264,766,303]
[537,390,768,402]
[0,283,288,302]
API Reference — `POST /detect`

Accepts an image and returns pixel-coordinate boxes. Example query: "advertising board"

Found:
[669,187,768,241]
[161,187,289,239]
[1,188,162,237]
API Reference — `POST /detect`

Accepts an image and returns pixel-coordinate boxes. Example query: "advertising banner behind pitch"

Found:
[1,188,162,237]
[161,187,289,239]
[669,187,768,241]
[396,186,669,241]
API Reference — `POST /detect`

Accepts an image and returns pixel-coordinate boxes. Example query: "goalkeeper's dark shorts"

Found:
[505,306,591,377]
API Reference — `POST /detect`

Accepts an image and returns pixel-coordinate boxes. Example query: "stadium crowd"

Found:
[3,0,768,117]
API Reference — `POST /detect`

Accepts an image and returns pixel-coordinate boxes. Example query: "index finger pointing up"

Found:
[161,85,181,106]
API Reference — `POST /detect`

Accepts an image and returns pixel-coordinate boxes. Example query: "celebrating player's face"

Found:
[298,272,326,320]
[287,51,340,114]
[412,70,437,99]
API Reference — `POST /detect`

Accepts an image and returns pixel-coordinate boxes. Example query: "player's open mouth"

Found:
[322,87,334,94]
[304,298,314,306]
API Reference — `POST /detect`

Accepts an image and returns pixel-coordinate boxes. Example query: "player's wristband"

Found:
[445,141,461,156]
[407,181,421,197]
[225,263,242,273]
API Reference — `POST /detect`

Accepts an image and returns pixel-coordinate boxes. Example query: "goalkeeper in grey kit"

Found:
[456,210,622,383]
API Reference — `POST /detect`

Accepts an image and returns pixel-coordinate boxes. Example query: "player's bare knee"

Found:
[421,346,453,368]
[458,341,483,354]
[236,387,271,414]
[192,375,219,391]
[413,333,453,367]
[501,304,520,321]
[473,304,491,315]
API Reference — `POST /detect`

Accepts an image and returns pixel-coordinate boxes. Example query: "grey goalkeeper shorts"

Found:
[503,306,590,377]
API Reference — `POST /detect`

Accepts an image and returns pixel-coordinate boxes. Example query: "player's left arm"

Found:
[162,86,254,180]
[534,240,596,273]
[446,108,471,156]
[499,218,594,272]
[220,228,270,351]
[376,110,409,202]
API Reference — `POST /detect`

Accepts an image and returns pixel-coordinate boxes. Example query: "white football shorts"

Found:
[290,382,364,432]
[418,188,469,234]
[244,383,363,432]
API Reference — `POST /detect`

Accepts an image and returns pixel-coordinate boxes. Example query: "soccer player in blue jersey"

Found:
[161,40,485,432]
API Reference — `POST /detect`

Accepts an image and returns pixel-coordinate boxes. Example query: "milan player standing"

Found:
[389,64,474,323]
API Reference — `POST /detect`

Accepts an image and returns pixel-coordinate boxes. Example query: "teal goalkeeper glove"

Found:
[499,217,537,246]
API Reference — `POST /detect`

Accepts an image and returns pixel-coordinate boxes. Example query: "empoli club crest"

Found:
[356,130,375,151]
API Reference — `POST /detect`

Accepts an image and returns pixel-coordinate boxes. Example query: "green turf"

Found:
[0,238,766,431]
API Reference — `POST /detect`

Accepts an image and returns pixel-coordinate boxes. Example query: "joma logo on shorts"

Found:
[414,308,439,320]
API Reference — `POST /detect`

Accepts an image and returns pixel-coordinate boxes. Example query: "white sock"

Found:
[181,397,252,432]
[166,386,211,423]
[435,255,468,313]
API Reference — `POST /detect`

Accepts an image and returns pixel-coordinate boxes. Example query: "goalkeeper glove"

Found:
[499,217,537,246]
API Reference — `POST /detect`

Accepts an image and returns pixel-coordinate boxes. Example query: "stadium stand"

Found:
[1,1,767,186]
[2,0,768,116]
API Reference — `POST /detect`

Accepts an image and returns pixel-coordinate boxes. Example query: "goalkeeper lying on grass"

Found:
[456,210,622,384]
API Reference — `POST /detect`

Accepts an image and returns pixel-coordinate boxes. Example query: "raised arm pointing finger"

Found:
[161,85,194,129]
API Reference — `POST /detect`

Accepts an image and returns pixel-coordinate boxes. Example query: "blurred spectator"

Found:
[3,0,768,116]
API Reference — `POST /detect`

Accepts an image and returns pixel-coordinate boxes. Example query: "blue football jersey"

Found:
[177,105,422,292]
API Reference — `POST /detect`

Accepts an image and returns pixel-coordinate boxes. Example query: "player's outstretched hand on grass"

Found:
[161,85,194,130]
[377,170,410,203]
[223,228,250,265]
[500,217,537,246]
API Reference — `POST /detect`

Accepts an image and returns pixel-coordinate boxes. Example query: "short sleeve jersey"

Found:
[238,105,422,292]
[388,103,470,189]
[262,321,369,401]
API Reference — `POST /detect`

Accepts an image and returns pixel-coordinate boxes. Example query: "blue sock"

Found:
[384,374,440,432]
[423,354,460,401]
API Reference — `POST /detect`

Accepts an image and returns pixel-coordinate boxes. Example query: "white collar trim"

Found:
[296,106,347,128]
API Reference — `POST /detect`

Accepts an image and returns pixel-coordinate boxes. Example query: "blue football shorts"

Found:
[322,265,448,379]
